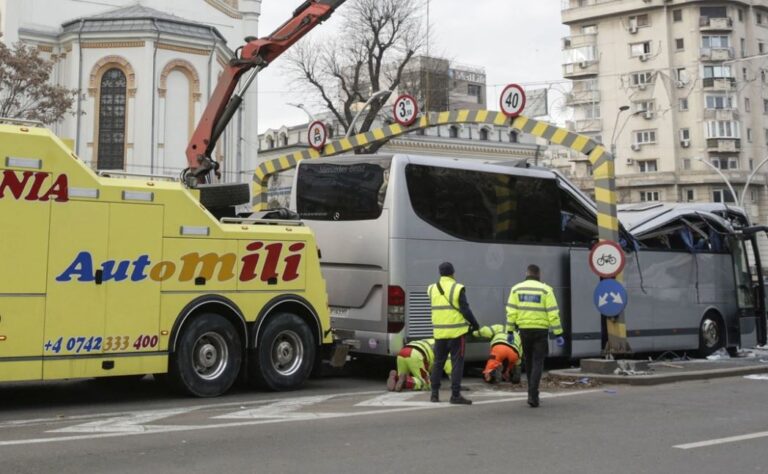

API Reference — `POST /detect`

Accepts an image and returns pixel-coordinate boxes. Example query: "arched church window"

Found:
[97,68,127,169]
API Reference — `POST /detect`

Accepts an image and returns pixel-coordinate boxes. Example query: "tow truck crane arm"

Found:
[184,0,347,185]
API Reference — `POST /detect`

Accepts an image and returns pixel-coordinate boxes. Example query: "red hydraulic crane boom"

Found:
[184,0,347,185]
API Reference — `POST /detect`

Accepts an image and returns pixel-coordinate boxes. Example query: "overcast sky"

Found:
[256,1,569,132]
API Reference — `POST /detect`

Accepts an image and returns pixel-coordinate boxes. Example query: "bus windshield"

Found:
[296,161,390,221]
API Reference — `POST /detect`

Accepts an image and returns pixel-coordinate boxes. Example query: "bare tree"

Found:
[284,0,427,153]
[0,41,77,124]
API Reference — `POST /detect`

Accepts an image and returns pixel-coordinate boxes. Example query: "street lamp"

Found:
[345,90,393,138]
[739,157,768,210]
[696,156,744,218]
[609,105,631,157]
[286,103,315,122]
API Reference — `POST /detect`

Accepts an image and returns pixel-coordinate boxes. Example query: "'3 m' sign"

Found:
[0,170,69,202]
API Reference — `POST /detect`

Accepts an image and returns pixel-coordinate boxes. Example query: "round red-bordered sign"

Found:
[307,120,328,151]
[588,240,626,278]
[392,94,419,126]
[499,83,527,118]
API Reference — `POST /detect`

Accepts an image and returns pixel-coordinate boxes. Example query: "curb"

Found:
[549,364,768,386]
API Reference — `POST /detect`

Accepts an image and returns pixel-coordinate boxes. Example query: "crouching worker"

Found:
[472,324,523,384]
[386,338,451,391]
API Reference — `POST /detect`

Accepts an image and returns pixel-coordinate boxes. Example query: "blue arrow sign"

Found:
[593,279,628,317]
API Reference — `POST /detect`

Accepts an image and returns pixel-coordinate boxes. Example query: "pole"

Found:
[739,156,768,210]
[345,90,392,138]
[697,157,740,210]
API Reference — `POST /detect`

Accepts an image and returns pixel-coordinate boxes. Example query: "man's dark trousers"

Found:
[520,329,549,402]
[430,336,465,398]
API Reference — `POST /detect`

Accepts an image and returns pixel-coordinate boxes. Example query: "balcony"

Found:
[566,89,600,105]
[563,61,599,79]
[567,118,602,133]
[700,47,734,61]
[699,16,733,31]
[704,108,739,121]
[562,33,597,49]
[561,0,658,24]
[706,138,741,153]
[702,77,736,90]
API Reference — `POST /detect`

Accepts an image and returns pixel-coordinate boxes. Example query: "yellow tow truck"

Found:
[0,0,349,397]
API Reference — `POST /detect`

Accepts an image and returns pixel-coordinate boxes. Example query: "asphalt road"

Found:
[1,372,767,474]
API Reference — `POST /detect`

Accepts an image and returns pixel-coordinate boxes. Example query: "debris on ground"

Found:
[706,348,731,361]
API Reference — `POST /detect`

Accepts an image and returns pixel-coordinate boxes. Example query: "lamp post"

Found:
[739,157,768,210]
[286,103,315,122]
[696,156,745,220]
[609,105,631,157]
[345,89,393,138]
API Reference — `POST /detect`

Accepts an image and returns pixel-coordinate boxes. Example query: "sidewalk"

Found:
[549,348,768,386]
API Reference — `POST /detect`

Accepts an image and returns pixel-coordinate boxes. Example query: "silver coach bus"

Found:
[290,154,761,360]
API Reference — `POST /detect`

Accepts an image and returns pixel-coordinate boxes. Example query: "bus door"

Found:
[736,230,767,346]
[568,248,601,357]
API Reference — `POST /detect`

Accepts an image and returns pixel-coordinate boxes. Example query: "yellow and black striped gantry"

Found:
[252,109,630,353]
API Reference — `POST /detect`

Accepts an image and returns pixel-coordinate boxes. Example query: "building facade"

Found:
[0,0,260,182]
[561,0,768,227]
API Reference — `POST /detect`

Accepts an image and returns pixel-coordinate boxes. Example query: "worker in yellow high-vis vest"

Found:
[428,262,480,405]
[506,264,565,408]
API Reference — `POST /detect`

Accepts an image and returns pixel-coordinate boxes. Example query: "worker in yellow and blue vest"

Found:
[428,262,480,405]
[506,264,564,408]
[386,338,452,392]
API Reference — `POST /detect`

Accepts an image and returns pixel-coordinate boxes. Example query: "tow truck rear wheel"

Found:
[251,313,315,391]
[169,313,242,397]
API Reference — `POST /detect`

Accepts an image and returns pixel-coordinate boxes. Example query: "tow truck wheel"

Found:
[169,313,242,397]
[697,313,724,358]
[251,313,316,391]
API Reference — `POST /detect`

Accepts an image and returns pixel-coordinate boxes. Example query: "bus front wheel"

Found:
[251,313,316,391]
[169,313,242,397]
[698,313,724,358]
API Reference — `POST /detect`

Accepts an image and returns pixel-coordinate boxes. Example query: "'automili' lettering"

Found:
[0,170,68,202]
[55,242,305,283]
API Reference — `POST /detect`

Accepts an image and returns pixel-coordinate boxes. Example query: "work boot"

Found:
[449,395,472,405]
[386,370,397,391]
[430,392,439,403]
[527,396,540,408]
[394,373,407,392]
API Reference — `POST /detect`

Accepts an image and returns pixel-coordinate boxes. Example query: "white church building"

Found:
[0,0,260,182]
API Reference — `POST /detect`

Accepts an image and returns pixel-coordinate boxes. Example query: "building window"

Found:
[728,157,739,169]
[675,38,685,51]
[765,128,768,145]
[629,14,650,27]
[763,70,767,83]
[705,121,741,139]
[683,158,691,170]
[713,189,735,203]
[479,128,489,141]
[679,98,689,111]
[97,68,127,170]
[640,191,660,202]
[764,99,768,113]
[738,9,744,22]
[630,71,654,86]
[685,189,695,202]
[705,95,734,109]
[449,126,459,138]
[703,65,732,78]
[741,38,747,57]
[582,24,597,34]
[750,159,754,170]
[757,13,763,25]
[746,97,751,111]
[265,136,274,149]
[680,128,690,141]
[743,67,749,80]
[509,131,518,143]
[468,84,482,103]
[677,68,688,82]
[638,160,658,172]
[634,100,654,113]
[748,128,753,142]
[672,9,682,22]
[634,130,657,144]
[630,41,651,57]
[279,133,288,147]
[702,35,730,49]
[711,157,723,169]
[761,42,766,54]
[751,190,758,202]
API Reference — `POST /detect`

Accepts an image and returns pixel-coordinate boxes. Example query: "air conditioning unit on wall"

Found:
[638,83,647,90]
[626,158,635,165]
[631,143,641,151]
[681,139,691,148]
[629,25,638,34]
[644,110,655,119]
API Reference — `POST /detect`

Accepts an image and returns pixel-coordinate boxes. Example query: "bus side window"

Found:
[559,189,598,246]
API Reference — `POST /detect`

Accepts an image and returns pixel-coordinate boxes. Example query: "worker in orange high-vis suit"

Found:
[507,264,565,408]
[472,324,523,384]
[386,338,452,391]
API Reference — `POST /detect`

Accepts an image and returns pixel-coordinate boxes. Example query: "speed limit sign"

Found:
[500,83,526,118]
[392,94,419,126]
[307,120,328,151]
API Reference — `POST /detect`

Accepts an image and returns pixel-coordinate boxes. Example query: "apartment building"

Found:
[561,0,768,228]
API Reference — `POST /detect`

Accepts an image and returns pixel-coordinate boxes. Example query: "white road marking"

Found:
[355,392,435,407]
[744,374,768,381]
[0,389,600,447]
[50,408,195,434]
[213,395,336,420]
[674,431,768,450]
